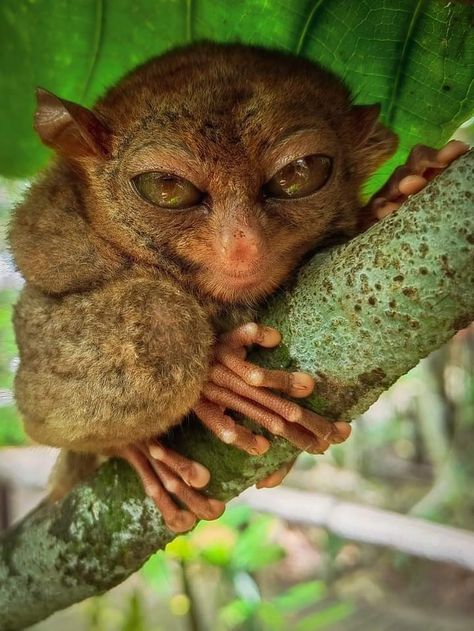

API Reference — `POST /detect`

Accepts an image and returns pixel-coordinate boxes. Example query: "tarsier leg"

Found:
[120,442,225,533]
[368,140,469,220]
[193,322,351,455]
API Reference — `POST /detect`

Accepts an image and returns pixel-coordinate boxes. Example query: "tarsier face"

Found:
[35,43,397,304]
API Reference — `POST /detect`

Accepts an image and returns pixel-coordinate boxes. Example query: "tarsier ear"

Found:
[34,88,112,159]
[351,104,398,177]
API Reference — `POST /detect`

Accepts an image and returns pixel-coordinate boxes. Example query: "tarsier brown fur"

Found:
[9,42,467,532]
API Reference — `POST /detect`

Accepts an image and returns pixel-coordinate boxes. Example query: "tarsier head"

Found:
[35,43,397,304]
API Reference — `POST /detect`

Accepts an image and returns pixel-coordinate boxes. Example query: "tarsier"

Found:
[9,43,467,532]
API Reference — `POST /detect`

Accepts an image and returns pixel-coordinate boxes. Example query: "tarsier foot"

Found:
[120,442,225,533]
[369,140,469,220]
[193,322,351,455]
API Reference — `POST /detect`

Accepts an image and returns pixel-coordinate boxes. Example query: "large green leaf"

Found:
[0,0,473,189]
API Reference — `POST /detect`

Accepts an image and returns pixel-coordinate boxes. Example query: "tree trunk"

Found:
[0,151,473,630]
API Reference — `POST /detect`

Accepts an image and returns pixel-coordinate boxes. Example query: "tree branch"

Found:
[1,152,473,630]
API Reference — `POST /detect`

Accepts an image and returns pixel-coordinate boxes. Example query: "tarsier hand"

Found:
[121,322,350,532]
[366,140,469,221]
[194,322,350,457]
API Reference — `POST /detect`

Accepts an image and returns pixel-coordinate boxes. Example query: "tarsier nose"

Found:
[220,225,261,269]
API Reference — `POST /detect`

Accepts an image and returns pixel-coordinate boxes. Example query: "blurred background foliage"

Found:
[1,0,473,629]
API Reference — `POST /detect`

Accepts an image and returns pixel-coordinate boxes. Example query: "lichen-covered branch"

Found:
[1,152,473,630]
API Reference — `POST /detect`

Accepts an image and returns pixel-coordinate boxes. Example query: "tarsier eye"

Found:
[264,154,332,199]
[132,172,203,209]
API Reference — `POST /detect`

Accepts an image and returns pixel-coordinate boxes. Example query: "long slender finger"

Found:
[121,446,196,533]
[220,322,281,349]
[398,174,427,197]
[406,141,468,180]
[374,200,401,219]
[256,458,297,489]
[436,140,469,166]
[212,362,349,445]
[193,399,270,455]
[147,440,210,489]
[298,409,352,444]
[210,362,309,422]
[215,345,314,397]
[202,383,319,452]
[208,365,349,447]
[151,460,225,521]
[372,165,412,203]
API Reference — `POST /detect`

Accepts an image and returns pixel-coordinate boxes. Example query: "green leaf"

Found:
[190,521,238,567]
[231,516,284,572]
[0,1,472,184]
[272,581,327,613]
[256,601,285,631]
[0,406,25,447]
[198,542,234,567]
[294,602,355,631]
[165,534,196,561]
[121,591,146,631]
[141,551,172,594]
[219,598,258,629]
[0,289,19,390]
[216,504,252,529]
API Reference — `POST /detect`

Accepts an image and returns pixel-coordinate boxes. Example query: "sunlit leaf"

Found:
[198,543,234,567]
[165,534,196,561]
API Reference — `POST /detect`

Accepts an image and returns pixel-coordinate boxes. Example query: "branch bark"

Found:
[1,152,473,630]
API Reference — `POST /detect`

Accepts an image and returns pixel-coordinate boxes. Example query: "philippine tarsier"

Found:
[9,43,467,532]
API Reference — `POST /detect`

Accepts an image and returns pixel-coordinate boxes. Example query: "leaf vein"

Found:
[81,0,105,102]
[295,0,326,56]
[385,0,425,126]
[186,0,193,43]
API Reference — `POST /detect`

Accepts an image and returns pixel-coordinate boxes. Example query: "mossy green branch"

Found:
[0,151,473,630]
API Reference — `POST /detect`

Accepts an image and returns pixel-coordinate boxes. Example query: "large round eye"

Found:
[132,172,203,209]
[264,154,332,199]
